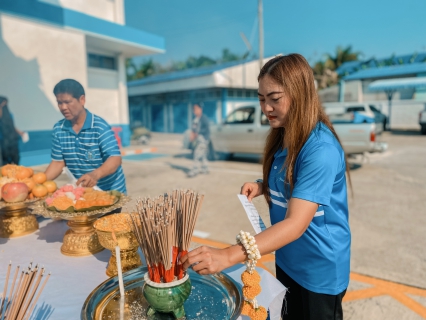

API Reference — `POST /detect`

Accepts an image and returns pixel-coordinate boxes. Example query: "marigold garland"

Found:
[241,270,261,285]
[248,306,268,320]
[237,230,267,320]
[241,301,254,315]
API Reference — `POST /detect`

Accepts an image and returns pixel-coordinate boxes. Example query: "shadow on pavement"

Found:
[166,162,191,174]
[390,129,421,136]
[173,152,193,160]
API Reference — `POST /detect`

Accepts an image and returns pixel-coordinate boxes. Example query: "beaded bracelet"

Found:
[236,230,267,320]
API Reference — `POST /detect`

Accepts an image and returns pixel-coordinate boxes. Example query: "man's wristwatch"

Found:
[255,179,263,183]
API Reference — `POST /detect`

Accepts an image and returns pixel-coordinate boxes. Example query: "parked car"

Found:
[207,105,387,160]
[419,105,426,135]
[323,102,387,132]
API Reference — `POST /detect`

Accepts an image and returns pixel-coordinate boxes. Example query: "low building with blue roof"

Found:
[0,0,164,166]
[127,58,270,133]
[318,52,426,130]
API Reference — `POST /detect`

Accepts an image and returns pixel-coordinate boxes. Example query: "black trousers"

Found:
[276,265,346,320]
[1,146,19,165]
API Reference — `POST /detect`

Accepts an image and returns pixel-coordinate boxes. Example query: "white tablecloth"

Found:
[0,217,286,320]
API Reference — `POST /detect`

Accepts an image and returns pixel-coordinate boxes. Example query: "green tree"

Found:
[312,46,362,89]
[127,48,247,81]
[325,45,362,71]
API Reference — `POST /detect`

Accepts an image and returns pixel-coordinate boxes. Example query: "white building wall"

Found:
[0,13,127,132]
[37,0,122,24]
[0,14,87,131]
[86,68,121,124]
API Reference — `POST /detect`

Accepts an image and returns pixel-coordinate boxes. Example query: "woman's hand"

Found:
[181,246,234,275]
[240,182,263,201]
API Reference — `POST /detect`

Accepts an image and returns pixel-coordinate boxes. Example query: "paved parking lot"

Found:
[43,130,426,319]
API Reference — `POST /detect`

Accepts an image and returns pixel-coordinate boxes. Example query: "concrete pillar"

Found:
[338,80,345,102]
[117,53,130,145]
[221,88,228,121]
[114,0,125,25]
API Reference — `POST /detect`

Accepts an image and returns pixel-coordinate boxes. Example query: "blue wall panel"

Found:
[151,105,164,132]
[172,103,188,133]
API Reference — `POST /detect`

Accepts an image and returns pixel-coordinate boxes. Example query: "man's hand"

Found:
[189,131,197,142]
[77,172,99,188]
[240,182,263,201]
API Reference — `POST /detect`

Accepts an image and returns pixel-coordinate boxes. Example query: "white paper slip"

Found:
[237,194,266,234]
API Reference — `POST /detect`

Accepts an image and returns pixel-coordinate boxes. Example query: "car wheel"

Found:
[383,119,387,132]
[421,125,426,135]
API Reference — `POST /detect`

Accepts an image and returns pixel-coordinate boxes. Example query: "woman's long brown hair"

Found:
[260,54,351,205]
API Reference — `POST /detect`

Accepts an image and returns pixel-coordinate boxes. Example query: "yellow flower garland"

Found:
[237,231,267,320]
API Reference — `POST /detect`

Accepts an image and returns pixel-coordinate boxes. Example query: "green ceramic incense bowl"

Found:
[142,273,192,319]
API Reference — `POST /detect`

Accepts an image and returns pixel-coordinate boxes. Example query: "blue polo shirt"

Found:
[51,109,127,194]
[269,122,350,295]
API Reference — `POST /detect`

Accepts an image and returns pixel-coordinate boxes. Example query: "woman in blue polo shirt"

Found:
[182,54,351,320]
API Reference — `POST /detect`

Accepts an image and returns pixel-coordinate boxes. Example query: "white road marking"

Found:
[192,230,210,238]
[124,161,262,176]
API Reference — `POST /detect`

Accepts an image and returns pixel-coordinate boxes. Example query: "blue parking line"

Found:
[122,153,166,161]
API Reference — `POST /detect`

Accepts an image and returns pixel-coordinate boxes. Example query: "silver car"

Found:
[208,105,387,159]
[209,105,268,159]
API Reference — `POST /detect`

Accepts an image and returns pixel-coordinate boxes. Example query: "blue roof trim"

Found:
[337,52,426,76]
[0,0,165,52]
[343,63,426,81]
[128,59,256,87]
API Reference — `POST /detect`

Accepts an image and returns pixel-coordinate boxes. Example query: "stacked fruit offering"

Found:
[45,185,117,211]
[0,164,57,203]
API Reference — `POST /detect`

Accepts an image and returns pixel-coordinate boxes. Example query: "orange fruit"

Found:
[23,178,35,191]
[1,164,15,177]
[15,168,32,180]
[33,172,47,184]
[27,168,34,177]
[43,180,57,193]
[32,184,48,198]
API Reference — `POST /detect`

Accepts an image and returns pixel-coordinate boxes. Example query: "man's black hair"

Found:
[193,102,204,109]
[0,96,8,104]
[53,79,85,99]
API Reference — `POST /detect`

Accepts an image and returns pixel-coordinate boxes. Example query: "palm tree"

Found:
[325,46,362,71]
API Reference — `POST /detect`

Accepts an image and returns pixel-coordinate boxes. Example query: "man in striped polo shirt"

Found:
[44,79,127,194]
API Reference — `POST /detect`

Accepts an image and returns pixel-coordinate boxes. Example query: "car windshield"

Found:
[225,107,255,124]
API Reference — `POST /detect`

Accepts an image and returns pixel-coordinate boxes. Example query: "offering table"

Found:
[0,217,286,320]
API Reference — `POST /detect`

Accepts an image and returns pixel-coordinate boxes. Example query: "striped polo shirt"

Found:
[51,109,127,194]
[269,122,350,295]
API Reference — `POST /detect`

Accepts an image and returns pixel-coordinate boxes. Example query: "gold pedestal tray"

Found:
[30,195,130,257]
[0,201,39,238]
[94,213,142,277]
[61,214,105,257]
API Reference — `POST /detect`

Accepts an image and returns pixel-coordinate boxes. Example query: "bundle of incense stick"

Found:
[0,261,51,320]
[128,189,204,283]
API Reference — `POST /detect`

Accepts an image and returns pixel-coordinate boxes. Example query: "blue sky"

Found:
[125,0,426,66]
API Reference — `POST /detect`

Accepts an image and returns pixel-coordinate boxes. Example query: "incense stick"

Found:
[129,189,204,283]
[1,262,50,320]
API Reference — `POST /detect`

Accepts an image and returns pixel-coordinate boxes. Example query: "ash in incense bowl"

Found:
[142,273,191,319]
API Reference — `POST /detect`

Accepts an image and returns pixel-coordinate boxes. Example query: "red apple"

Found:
[2,182,29,203]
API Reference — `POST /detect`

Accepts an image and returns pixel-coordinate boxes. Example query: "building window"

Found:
[88,53,116,70]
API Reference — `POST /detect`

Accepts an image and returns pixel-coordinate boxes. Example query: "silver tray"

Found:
[81,267,243,320]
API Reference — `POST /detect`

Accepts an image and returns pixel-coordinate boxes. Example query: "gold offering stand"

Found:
[0,200,39,238]
[30,195,130,257]
[94,213,142,277]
